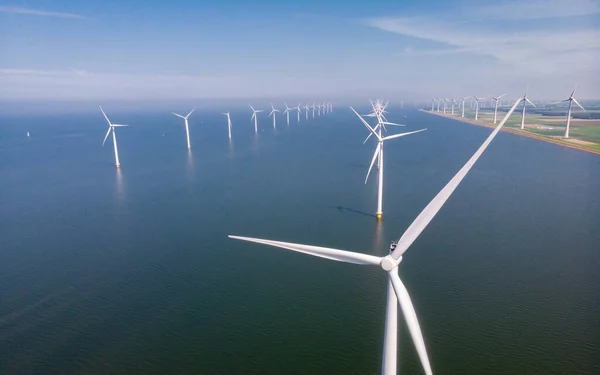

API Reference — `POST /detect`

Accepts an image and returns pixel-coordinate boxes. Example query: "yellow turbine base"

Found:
[116,164,120,168]
[376,212,382,220]
[187,146,191,150]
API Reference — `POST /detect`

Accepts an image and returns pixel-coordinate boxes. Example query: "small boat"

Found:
[389,240,399,253]
[26,131,30,137]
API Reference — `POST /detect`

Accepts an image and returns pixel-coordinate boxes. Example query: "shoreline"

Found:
[420,110,600,156]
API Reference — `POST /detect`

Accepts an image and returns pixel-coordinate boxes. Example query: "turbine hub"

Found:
[380,255,399,271]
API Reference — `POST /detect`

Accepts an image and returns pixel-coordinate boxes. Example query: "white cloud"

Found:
[464,0,600,20]
[0,6,86,19]
[363,6,600,75]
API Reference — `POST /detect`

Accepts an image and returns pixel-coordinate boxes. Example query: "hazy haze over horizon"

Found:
[1,0,599,105]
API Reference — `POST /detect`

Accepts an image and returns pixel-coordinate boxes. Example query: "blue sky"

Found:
[1,0,599,102]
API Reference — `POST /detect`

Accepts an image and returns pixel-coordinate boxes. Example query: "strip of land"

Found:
[420,110,600,156]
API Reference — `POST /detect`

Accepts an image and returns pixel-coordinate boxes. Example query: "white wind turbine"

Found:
[460,96,470,118]
[311,103,316,118]
[172,108,195,150]
[352,107,426,219]
[491,94,506,124]
[283,103,292,125]
[223,111,232,139]
[317,103,322,116]
[518,92,535,130]
[431,99,435,112]
[269,104,280,129]
[304,104,310,120]
[250,105,263,134]
[100,106,129,168]
[295,104,302,122]
[231,98,523,375]
[436,99,441,112]
[450,98,456,115]
[553,88,585,138]
[442,99,448,114]
[473,96,484,120]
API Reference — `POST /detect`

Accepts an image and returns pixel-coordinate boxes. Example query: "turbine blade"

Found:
[229,235,382,265]
[186,108,195,118]
[99,105,112,126]
[525,98,536,107]
[172,112,186,119]
[391,98,522,260]
[111,124,129,127]
[382,128,427,141]
[381,122,405,126]
[350,107,380,140]
[572,98,585,111]
[101,126,111,147]
[365,143,381,184]
[249,104,255,111]
[363,132,374,145]
[389,273,433,375]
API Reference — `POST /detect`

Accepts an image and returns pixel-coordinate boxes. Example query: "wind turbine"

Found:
[442,99,448,114]
[230,98,522,375]
[473,96,484,120]
[518,92,535,130]
[269,104,280,129]
[311,103,316,118]
[436,99,441,112]
[490,94,505,124]
[283,103,292,126]
[223,111,232,139]
[295,104,302,122]
[553,88,585,138]
[431,99,435,112]
[250,105,263,134]
[304,104,310,120]
[450,98,456,115]
[352,107,426,219]
[460,96,469,118]
[100,106,129,168]
[172,108,195,150]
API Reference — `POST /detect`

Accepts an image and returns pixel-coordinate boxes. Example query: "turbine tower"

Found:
[352,107,426,219]
[223,111,232,139]
[491,94,506,124]
[553,88,585,138]
[230,98,523,375]
[519,93,535,130]
[269,104,280,129]
[100,106,129,168]
[311,103,316,118]
[304,104,310,120]
[250,105,263,134]
[172,108,195,150]
[461,96,469,118]
[295,104,302,122]
[431,99,435,112]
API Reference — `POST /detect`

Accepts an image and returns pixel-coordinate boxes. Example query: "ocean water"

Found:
[1,106,599,374]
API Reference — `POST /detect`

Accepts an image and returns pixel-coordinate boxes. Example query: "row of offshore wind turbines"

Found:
[99,102,333,167]
[430,87,585,138]
[229,97,525,375]
[99,93,525,375]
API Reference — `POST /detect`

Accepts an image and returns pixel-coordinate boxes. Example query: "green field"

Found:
[434,107,600,155]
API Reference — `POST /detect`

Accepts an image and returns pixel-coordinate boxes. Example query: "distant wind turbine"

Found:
[351,107,426,219]
[230,98,522,375]
[295,104,302,122]
[304,104,310,120]
[100,106,129,168]
[172,108,195,149]
[451,98,456,115]
[461,96,469,118]
[431,99,435,112]
[473,96,484,120]
[223,111,232,139]
[269,104,280,129]
[311,103,316,118]
[553,88,585,138]
[491,94,506,124]
[250,105,263,134]
[519,93,535,130]
[283,103,292,125]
